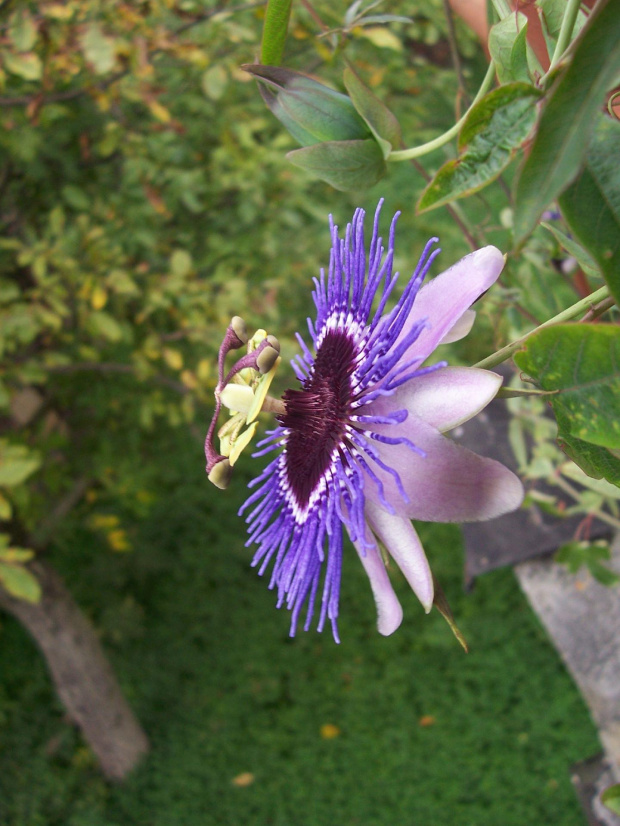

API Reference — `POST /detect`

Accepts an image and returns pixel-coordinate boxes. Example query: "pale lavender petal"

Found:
[365,501,434,612]
[439,308,476,344]
[396,246,505,366]
[369,367,502,433]
[353,535,403,635]
[364,413,524,522]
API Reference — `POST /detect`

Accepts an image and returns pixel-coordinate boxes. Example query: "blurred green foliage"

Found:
[0,0,340,592]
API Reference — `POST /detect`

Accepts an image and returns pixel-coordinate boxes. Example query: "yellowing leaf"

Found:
[148,100,172,123]
[90,514,120,530]
[231,772,255,787]
[3,50,43,81]
[107,529,131,552]
[0,493,12,520]
[79,23,116,74]
[44,4,75,20]
[170,249,192,277]
[163,348,184,371]
[0,561,41,603]
[320,723,341,739]
[181,370,198,389]
[0,442,41,487]
[197,359,212,383]
[0,547,34,563]
[356,27,403,51]
[91,285,108,310]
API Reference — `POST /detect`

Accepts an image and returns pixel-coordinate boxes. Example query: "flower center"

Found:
[281,330,357,508]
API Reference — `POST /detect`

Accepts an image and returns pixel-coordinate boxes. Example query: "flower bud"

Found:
[243,65,370,146]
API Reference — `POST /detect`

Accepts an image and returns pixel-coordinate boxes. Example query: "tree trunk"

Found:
[0,558,149,781]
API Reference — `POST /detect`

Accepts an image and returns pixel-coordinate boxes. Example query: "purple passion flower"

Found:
[240,201,523,641]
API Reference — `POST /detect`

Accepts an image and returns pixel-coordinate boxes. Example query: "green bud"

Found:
[243,64,371,147]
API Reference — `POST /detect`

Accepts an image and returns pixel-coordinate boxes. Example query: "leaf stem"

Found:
[490,0,512,20]
[544,0,582,78]
[388,61,496,162]
[473,285,611,369]
[552,475,620,532]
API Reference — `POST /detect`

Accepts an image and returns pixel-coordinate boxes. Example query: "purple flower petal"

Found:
[353,536,403,635]
[395,246,505,366]
[439,309,476,344]
[370,367,502,434]
[364,413,524,522]
[365,501,434,613]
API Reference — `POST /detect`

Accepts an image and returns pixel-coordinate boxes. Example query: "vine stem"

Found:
[388,61,496,162]
[552,475,620,533]
[473,285,612,370]
[544,0,582,79]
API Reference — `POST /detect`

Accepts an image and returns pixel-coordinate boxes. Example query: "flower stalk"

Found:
[474,284,612,370]
[544,0,583,79]
[388,61,496,162]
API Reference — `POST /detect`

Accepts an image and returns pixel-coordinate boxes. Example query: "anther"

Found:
[207,457,233,490]
[256,335,280,374]
[230,316,249,346]
[221,336,281,387]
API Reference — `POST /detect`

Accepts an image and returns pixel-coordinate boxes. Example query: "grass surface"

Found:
[0,428,599,826]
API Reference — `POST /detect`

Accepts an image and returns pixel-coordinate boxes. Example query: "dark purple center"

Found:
[281,330,357,508]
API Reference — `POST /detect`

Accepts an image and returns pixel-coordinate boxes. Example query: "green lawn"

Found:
[0,427,599,826]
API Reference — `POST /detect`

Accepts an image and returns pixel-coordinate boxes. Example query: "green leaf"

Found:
[558,433,620,487]
[0,547,35,563]
[417,84,542,213]
[62,184,90,211]
[514,325,620,477]
[488,14,530,84]
[244,64,370,146]
[286,139,386,191]
[0,561,41,603]
[0,493,12,520]
[2,50,42,81]
[87,311,124,342]
[588,559,620,587]
[201,65,227,101]
[343,65,401,159]
[513,0,620,244]
[538,0,586,43]
[0,442,42,487]
[602,784,620,815]
[170,250,193,278]
[541,222,600,279]
[9,9,38,52]
[559,115,620,304]
[260,0,293,66]
[79,23,116,75]
[555,540,619,585]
